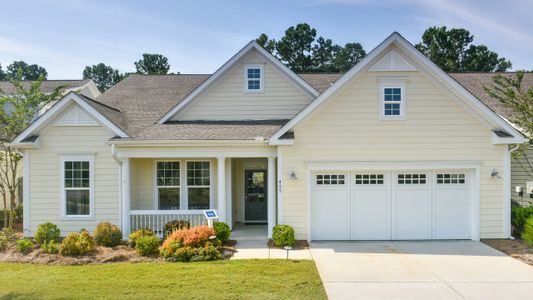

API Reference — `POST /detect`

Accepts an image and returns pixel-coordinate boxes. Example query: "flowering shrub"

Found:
[160,225,222,262]
[94,222,122,247]
[128,229,154,248]
[59,230,95,256]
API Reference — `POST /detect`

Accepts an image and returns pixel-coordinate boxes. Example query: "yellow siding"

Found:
[511,149,533,205]
[27,121,119,235]
[173,49,313,120]
[281,68,507,239]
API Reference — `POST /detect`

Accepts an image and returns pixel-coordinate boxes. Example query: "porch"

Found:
[118,150,279,238]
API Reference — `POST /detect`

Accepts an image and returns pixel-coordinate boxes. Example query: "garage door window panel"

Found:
[354,174,384,185]
[316,174,345,185]
[398,174,427,184]
[436,173,466,184]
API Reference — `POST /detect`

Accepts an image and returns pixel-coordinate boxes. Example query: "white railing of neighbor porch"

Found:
[130,210,206,235]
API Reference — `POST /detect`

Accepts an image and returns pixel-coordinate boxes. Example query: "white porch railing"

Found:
[130,210,207,235]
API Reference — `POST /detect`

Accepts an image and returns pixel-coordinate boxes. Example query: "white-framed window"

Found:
[155,161,180,210]
[187,161,211,209]
[60,155,94,218]
[379,79,406,120]
[244,64,263,92]
[316,174,345,185]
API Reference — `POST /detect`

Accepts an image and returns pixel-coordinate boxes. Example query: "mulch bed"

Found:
[267,240,309,250]
[483,239,533,266]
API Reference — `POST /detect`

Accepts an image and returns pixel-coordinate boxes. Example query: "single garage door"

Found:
[311,170,472,240]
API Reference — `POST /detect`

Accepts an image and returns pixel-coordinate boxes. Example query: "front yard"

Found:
[0,260,326,299]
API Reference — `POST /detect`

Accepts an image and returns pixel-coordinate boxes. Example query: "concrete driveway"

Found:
[310,241,533,300]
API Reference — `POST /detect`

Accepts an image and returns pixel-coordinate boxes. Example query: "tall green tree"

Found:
[416,26,512,72]
[134,53,170,75]
[6,61,48,80]
[82,63,124,92]
[257,23,366,73]
[0,64,5,80]
[0,72,65,228]
[485,72,533,178]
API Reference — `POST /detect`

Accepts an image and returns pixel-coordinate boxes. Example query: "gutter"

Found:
[107,138,271,147]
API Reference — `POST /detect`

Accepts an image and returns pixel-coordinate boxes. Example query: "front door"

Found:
[245,170,267,223]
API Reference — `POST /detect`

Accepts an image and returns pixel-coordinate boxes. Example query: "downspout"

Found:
[506,144,520,239]
[111,144,124,237]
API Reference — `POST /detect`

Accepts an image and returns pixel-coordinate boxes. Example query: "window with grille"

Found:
[398,174,427,184]
[316,174,345,185]
[245,65,263,92]
[436,173,466,184]
[187,161,210,209]
[156,161,180,210]
[355,174,384,185]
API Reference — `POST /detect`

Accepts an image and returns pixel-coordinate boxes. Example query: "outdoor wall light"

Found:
[289,171,298,180]
[490,168,501,178]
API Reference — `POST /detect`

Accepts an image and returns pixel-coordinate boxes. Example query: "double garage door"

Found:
[311,170,473,240]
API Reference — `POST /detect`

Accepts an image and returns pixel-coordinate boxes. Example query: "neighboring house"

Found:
[9,33,527,241]
[0,79,100,209]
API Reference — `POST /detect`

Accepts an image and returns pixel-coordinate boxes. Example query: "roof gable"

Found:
[157,41,320,124]
[11,92,128,144]
[269,32,525,145]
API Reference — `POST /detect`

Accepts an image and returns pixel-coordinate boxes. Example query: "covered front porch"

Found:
[116,144,279,238]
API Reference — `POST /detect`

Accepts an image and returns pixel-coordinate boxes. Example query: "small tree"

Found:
[485,71,533,177]
[0,72,65,228]
[134,53,170,75]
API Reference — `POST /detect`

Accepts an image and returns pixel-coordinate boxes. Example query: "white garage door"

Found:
[311,170,472,240]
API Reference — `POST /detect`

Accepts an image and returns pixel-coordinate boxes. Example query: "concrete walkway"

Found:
[310,241,533,300]
[230,224,312,260]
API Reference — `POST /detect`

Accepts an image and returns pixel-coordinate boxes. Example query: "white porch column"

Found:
[217,157,226,223]
[267,156,277,238]
[121,158,131,239]
[225,158,232,227]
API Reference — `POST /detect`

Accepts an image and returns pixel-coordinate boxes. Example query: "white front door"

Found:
[310,169,473,241]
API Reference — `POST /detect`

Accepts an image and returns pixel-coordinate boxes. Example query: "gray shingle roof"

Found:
[92,72,532,141]
[0,79,91,94]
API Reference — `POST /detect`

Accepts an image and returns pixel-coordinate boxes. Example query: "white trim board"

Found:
[12,92,128,144]
[269,32,525,145]
[157,41,320,124]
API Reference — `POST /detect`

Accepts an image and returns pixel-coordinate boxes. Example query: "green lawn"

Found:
[0,260,326,299]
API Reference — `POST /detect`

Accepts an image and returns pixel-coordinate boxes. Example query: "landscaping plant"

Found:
[135,235,160,256]
[16,238,34,254]
[41,241,60,254]
[511,205,533,237]
[128,229,155,248]
[34,222,61,244]
[0,228,15,251]
[522,216,533,246]
[213,222,231,242]
[94,222,122,247]
[160,225,222,262]
[59,229,95,256]
[272,225,296,247]
[163,220,190,237]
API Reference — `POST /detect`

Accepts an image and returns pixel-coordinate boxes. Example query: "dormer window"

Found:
[245,64,263,92]
[379,79,406,120]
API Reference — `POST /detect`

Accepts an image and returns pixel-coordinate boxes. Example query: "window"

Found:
[187,161,210,209]
[379,79,406,120]
[436,173,466,184]
[60,155,93,217]
[398,174,426,184]
[383,88,402,116]
[156,162,180,209]
[316,174,345,185]
[355,174,384,185]
[245,65,263,92]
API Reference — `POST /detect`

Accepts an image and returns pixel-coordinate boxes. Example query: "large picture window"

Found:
[187,161,210,209]
[156,161,180,210]
[60,155,93,218]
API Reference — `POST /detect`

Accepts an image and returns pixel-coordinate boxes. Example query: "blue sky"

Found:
[1,0,531,79]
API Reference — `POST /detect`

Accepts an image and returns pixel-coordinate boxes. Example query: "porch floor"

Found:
[231,223,267,241]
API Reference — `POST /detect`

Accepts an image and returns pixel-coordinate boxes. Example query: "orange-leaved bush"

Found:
[162,225,216,248]
[160,225,222,262]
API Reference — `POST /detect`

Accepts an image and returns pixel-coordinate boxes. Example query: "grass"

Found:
[0,260,326,299]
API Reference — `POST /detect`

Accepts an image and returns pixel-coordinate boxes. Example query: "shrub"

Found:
[0,228,16,252]
[59,230,95,256]
[272,225,296,248]
[42,241,60,254]
[0,236,7,252]
[128,229,154,248]
[35,222,61,244]
[213,222,231,242]
[16,239,34,254]
[94,222,122,247]
[511,206,533,237]
[522,216,533,246]
[160,225,222,262]
[135,235,160,256]
[163,220,190,237]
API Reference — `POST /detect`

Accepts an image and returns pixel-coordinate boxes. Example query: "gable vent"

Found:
[369,50,416,72]
[54,106,98,126]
